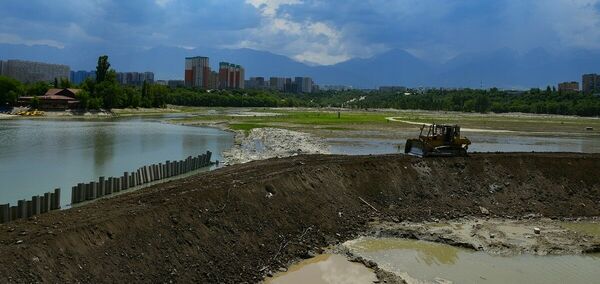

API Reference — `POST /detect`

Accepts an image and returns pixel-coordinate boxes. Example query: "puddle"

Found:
[265,254,377,284]
[560,222,600,238]
[345,238,600,284]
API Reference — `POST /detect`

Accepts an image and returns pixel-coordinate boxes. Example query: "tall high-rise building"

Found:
[218,62,245,89]
[185,56,210,88]
[294,77,314,93]
[0,59,69,83]
[284,78,294,92]
[269,77,286,91]
[115,71,154,86]
[208,71,220,89]
[70,70,96,85]
[247,77,267,89]
[0,60,5,76]
[582,74,600,94]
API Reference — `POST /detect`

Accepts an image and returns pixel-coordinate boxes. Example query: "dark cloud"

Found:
[0,0,599,64]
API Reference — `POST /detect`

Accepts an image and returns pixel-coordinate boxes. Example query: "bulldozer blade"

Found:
[404,140,426,157]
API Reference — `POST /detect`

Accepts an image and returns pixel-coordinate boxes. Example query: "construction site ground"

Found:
[0,153,599,283]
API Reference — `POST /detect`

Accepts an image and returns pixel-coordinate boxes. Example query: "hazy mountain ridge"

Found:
[1,43,599,89]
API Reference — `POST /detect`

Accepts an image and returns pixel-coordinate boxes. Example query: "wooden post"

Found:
[106,178,113,195]
[50,188,59,210]
[53,188,61,210]
[43,192,52,212]
[17,200,26,219]
[31,196,41,215]
[77,183,85,203]
[26,200,33,218]
[10,206,18,221]
[0,204,9,223]
[98,176,106,197]
[71,186,77,205]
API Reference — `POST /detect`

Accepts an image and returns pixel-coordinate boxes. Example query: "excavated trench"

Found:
[0,153,599,283]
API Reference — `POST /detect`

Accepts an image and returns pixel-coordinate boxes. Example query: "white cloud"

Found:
[535,0,600,49]
[0,33,65,49]
[242,0,372,65]
[246,0,303,16]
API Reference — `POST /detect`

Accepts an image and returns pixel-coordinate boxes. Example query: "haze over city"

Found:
[2,0,600,88]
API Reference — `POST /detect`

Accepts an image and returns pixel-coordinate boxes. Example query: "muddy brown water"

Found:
[265,254,377,284]
[345,238,600,284]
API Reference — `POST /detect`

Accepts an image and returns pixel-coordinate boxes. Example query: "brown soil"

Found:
[0,153,599,283]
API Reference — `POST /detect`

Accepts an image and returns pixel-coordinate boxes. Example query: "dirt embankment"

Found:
[0,153,599,283]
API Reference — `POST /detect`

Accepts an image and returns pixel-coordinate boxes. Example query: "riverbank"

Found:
[0,113,16,119]
[0,153,598,283]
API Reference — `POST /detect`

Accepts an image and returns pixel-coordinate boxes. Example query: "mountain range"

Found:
[1,43,599,89]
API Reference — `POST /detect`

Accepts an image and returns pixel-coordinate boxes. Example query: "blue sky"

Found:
[1,0,599,65]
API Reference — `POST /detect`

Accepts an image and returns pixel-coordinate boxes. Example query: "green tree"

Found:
[26,82,50,97]
[75,90,91,109]
[95,55,111,83]
[30,96,40,109]
[53,78,59,88]
[88,97,103,110]
[59,78,71,88]
[474,94,491,113]
[148,84,168,107]
[0,76,22,106]
[124,87,141,108]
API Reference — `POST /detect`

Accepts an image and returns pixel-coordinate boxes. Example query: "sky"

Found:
[1,0,599,66]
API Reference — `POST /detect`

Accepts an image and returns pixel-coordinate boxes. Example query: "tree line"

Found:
[1,56,599,116]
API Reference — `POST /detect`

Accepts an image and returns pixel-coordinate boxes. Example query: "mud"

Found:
[368,218,600,255]
[0,153,599,283]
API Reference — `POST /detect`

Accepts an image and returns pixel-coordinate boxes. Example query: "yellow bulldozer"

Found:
[404,123,471,157]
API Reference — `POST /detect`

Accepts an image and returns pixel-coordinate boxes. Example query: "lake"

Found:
[0,117,234,207]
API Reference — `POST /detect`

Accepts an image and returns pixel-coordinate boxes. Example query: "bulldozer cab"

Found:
[420,124,461,143]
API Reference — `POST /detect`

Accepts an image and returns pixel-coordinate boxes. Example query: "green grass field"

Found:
[170,108,600,135]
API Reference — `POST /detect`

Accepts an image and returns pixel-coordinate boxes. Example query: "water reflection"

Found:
[0,118,234,206]
[348,238,460,265]
[345,237,600,284]
[266,254,377,284]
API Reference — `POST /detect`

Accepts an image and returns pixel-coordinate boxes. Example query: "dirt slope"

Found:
[0,153,599,283]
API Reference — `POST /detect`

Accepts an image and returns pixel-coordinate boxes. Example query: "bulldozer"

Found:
[404,123,471,157]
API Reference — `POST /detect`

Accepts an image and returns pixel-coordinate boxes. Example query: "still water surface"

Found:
[346,237,600,284]
[265,254,377,284]
[0,117,233,206]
